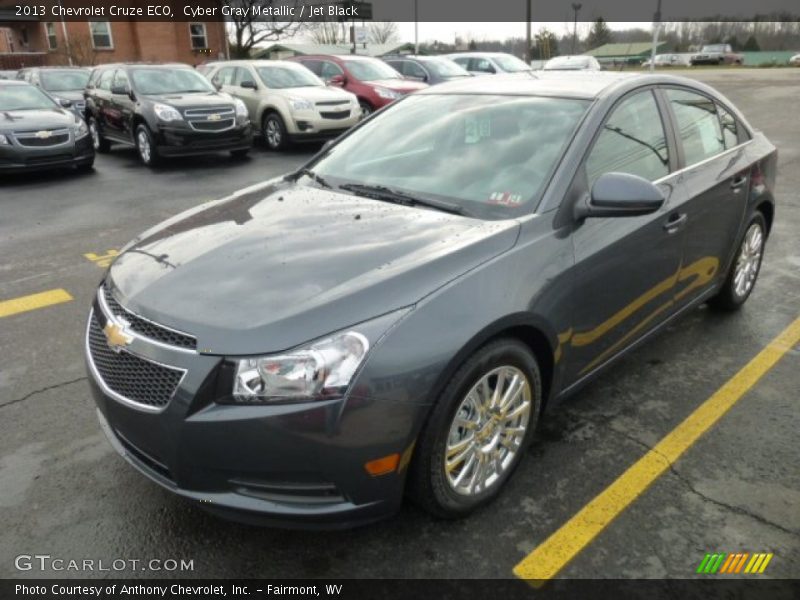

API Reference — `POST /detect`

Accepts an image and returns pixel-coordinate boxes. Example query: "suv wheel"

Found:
[407,339,542,518]
[262,113,288,151]
[88,117,110,153]
[135,124,160,167]
[359,100,373,119]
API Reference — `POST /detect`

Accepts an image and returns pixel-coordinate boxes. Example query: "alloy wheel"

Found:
[137,130,151,164]
[265,118,281,149]
[444,366,532,496]
[733,222,764,298]
[89,121,100,150]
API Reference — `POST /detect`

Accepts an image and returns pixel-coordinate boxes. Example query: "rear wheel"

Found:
[710,213,766,310]
[135,124,160,167]
[88,117,110,153]
[407,339,542,518]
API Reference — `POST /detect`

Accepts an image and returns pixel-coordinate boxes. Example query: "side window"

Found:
[586,90,670,184]
[214,67,236,86]
[236,67,256,87]
[405,61,427,79]
[452,57,469,68]
[666,89,725,165]
[299,60,322,76]
[320,61,343,80]
[471,58,495,73]
[716,103,739,149]
[97,69,114,91]
[385,60,402,73]
[113,70,129,90]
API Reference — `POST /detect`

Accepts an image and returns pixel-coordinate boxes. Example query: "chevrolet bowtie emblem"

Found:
[35,130,53,139]
[208,113,221,121]
[103,321,133,353]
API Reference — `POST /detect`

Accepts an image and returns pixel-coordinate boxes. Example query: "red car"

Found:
[289,55,428,117]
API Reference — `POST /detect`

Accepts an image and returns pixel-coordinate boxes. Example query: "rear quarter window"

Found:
[666,88,726,165]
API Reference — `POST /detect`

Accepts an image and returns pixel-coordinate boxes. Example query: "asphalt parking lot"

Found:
[0,69,798,581]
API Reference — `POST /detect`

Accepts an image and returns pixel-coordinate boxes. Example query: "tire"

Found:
[709,212,767,311]
[230,148,250,159]
[88,117,110,153]
[407,338,542,518]
[262,112,288,151]
[135,124,160,167]
[358,100,373,119]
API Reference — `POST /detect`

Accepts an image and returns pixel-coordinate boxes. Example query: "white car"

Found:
[543,55,602,71]
[445,52,532,76]
[790,54,800,66]
[641,53,692,68]
[206,60,360,151]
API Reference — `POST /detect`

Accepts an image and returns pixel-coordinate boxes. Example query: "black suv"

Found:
[84,63,252,166]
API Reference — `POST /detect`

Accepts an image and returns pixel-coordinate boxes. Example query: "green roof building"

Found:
[585,42,668,65]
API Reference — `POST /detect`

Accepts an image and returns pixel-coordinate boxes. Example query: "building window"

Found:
[45,23,57,50]
[189,23,208,49]
[89,21,113,49]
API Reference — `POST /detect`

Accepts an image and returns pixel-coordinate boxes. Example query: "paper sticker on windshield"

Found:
[465,116,491,144]
[489,192,523,205]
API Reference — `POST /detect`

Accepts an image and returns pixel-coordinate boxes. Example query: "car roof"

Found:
[0,79,28,86]
[415,71,709,100]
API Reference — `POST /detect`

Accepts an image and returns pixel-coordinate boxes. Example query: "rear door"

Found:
[564,88,687,384]
[660,87,752,309]
[111,69,134,141]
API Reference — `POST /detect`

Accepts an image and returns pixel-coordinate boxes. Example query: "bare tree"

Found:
[307,22,348,45]
[222,0,305,58]
[368,22,399,45]
[52,32,97,66]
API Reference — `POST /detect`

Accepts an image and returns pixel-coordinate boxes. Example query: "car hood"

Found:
[369,79,428,93]
[142,91,234,107]
[287,86,353,102]
[47,90,84,102]
[0,108,74,131]
[107,180,520,355]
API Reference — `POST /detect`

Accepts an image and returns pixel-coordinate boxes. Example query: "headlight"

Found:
[0,133,9,145]
[289,97,314,111]
[233,98,249,119]
[374,87,400,100]
[153,103,182,122]
[74,119,89,139]
[232,331,369,403]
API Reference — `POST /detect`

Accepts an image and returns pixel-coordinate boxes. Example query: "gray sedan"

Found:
[86,72,776,527]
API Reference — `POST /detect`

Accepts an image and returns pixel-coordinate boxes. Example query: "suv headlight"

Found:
[289,97,314,111]
[74,119,89,139]
[153,103,182,122]
[232,331,369,403]
[374,87,400,100]
[233,98,249,119]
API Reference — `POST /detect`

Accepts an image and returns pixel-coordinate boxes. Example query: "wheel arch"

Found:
[755,200,774,236]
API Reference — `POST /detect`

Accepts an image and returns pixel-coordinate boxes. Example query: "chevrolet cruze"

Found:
[86,73,776,528]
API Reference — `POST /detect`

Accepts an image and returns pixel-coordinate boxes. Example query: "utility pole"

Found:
[571,3,582,55]
[525,0,532,64]
[649,0,662,72]
[414,0,419,54]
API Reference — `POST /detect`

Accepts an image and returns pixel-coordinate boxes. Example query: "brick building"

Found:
[0,8,228,69]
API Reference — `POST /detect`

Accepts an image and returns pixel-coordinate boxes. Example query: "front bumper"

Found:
[285,108,359,141]
[0,134,94,173]
[85,288,417,529]
[155,121,253,157]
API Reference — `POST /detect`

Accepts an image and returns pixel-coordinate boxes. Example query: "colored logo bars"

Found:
[696,552,773,574]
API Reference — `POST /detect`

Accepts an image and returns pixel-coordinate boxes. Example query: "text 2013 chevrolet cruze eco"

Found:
[86,73,776,528]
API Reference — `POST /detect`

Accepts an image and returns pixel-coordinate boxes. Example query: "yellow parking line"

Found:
[514,315,800,583]
[0,289,73,318]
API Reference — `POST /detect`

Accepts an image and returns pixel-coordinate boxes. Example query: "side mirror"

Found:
[240,80,257,90]
[58,98,73,108]
[574,172,665,220]
[328,74,346,86]
[110,84,130,96]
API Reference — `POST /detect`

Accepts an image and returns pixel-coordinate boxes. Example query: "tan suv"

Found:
[205,60,359,151]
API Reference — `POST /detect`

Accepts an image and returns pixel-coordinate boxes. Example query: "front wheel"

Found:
[135,124,160,167]
[710,213,767,310]
[262,113,288,151]
[358,100,373,119]
[88,117,110,153]
[407,339,542,518]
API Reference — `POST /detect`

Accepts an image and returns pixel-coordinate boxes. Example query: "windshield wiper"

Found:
[338,183,466,216]
[293,167,332,189]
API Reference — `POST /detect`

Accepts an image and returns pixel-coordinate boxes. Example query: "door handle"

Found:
[730,175,747,190]
[663,212,687,234]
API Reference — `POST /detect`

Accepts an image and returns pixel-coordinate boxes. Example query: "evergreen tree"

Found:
[586,18,612,50]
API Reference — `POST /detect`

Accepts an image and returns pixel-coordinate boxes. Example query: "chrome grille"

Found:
[14,128,71,147]
[102,282,197,350]
[87,310,185,410]
[183,106,236,133]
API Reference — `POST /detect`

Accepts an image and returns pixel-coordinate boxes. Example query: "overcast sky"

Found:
[393,22,649,44]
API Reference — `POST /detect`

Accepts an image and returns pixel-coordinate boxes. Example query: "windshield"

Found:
[312,94,588,219]
[40,70,90,92]
[344,59,402,81]
[493,54,532,72]
[425,58,470,78]
[0,85,57,111]
[701,45,726,53]
[257,65,323,89]
[130,68,214,95]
